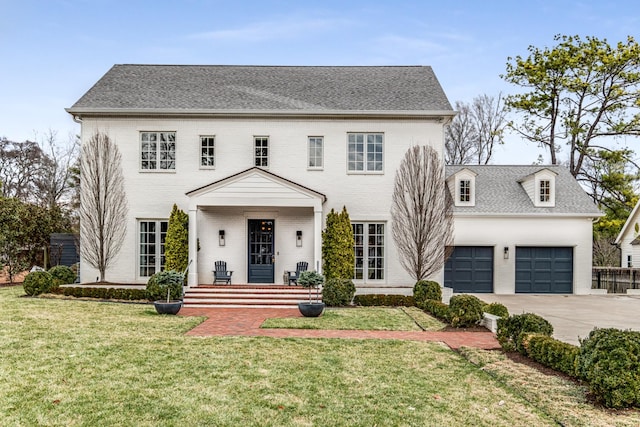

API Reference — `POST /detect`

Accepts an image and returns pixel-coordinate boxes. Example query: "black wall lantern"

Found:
[503,246,509,259]
[219,230,225,247]
[296,230,302,247]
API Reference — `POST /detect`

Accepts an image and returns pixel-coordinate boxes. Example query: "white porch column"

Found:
[314,205,323,273]
[187,208,198,287]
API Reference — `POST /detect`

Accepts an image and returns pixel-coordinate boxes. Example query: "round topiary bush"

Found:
[483,302,509,318]
[413,280,442,308]
[48,265,77,285]
[146,270,184,302]
[497,313,554,353]
[322,278,356,306]
[577,328,640,409]
[448,294,484,327]
[23,271,54,296]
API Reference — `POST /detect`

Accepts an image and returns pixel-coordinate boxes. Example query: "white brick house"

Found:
[67,65,455,294]
[67,65,601,295]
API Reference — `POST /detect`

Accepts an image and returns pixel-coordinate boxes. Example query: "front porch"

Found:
[185,168,326,287]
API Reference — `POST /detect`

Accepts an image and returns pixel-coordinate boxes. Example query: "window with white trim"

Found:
[200,136,215,168]
[139,220,168,277]
[308,136,323,169]
[459,179,471,202]
[348,133,383,172]
[539,179,551,202]
[140,132,175,170]
[353,222,385,280]
[254,136,269,167]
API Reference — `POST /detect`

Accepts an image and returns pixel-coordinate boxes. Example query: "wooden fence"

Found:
[592,267,640,293]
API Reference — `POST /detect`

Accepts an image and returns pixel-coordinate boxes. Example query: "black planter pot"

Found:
[298,302,325,317]
[153,300,183,315]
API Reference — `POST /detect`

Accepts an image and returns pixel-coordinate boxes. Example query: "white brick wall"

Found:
[79,116,444,287]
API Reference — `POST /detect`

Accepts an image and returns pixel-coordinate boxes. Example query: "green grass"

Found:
[2,286,637,426]
[261,306,446,331]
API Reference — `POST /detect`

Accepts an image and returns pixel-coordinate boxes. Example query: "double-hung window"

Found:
[308,136,323,169]
[539,179,551,202]
[348,133,383,172]
[138,220,168,277]
[200,136,215,168]
[254,136,269,167]
[459,179,471,202]
[140,132,176,170]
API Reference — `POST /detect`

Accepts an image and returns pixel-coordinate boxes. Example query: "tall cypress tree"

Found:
[322,206,355,280]
[165,204,189,273]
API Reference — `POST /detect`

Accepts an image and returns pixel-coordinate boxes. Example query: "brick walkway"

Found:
[180,307,501,350]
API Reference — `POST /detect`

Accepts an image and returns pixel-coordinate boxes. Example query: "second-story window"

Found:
[348,133,383,172]
[459,179,471,202]
[200,136,215,168]
[308,136,323,169]
[540,179,551,202]
[140,132,175,170]
[255,136,269,167]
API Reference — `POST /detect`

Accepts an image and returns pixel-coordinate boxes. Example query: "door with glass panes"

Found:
[352,223,385,281]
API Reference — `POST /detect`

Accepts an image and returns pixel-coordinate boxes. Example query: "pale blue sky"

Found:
[1,0,638,163]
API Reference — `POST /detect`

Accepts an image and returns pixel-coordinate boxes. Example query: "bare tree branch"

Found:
[391,145,454,281]
[79,131,128,281]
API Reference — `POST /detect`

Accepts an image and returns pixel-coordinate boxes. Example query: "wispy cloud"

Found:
[188,16,353,43]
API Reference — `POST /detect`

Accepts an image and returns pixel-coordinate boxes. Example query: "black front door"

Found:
[248,219,275,283]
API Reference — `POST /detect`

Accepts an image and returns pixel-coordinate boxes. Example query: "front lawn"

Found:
[2,286,638,426]
[261,306,446,331]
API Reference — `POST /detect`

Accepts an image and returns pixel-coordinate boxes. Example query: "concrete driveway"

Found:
[471,294,640,345]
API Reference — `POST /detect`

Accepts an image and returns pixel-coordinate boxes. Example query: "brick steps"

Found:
[183,285,322,308]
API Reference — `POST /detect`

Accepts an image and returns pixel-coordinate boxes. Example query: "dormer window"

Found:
[447,168,477,207]
[518,168,557,207]
[459,180,471,202]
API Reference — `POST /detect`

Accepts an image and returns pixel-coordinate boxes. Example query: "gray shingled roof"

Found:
[445,165,602,216]
[67,65,453,114]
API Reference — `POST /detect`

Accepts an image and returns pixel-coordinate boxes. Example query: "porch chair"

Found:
[213,261,233,284]
[287,261,308,285]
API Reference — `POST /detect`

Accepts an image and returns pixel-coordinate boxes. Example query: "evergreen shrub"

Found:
[448,294,484,327]
[23,271,54,296]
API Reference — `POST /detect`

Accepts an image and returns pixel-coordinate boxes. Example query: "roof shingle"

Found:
[445,165,602,216]
[68,65,453,114]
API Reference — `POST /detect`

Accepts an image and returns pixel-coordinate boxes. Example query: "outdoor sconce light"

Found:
[219,230,225,247]
[503,246,509,259]
[296,230,302,247]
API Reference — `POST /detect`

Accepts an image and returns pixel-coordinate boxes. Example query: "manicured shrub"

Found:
[322,278,356,306]
[413,280,442,308]
[48,265,77,285]
[165,204,189,273]
[524,334,579,377]
[497,313,554,354]
[483,302,509,318]
[353,294,415,307]
[577,328,640,409]
[448,294,484,328]
[322,207,355,281]
[146,270,184,301]
[422,299,450,321]
[23,271,54,296]
[51,286,148,301]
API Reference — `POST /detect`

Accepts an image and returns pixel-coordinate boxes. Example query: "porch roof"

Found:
[186,167,326,210]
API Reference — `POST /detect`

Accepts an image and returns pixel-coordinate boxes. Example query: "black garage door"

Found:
[515,247,573,293]
[444,246,493,293]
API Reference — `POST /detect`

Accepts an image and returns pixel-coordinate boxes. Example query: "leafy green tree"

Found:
[322,207,355,281]
[165,204,189,273]
[503,35,640,183]
[0,197,29,282]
